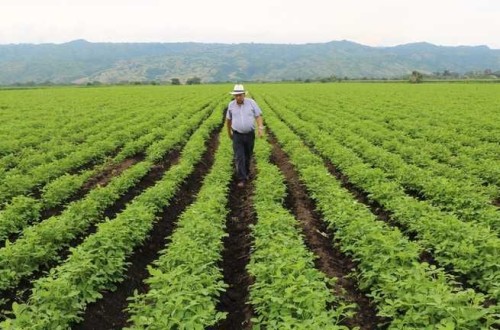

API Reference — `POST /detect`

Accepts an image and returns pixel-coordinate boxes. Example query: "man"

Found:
[226,84,264,188]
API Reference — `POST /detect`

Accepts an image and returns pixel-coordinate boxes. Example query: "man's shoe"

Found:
[237,181,245,188]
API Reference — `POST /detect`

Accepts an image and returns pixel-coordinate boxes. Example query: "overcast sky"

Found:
[1,0,499,48]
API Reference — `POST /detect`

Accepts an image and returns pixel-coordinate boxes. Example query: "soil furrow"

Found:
[66,148,182,258]
[74,130,220,330]
[267,132,382,330]
[82,154,145,192]
[493,198,500,208]
[0,148,181,321]
[267,119,494,300]
[213,163,256,330]
[4,155,144,245]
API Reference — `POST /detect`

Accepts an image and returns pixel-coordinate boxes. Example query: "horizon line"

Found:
[0,38,497,50]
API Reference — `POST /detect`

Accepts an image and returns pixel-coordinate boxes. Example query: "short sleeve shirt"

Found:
[226,98,262,133]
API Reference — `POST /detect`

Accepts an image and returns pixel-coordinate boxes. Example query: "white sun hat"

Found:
[229,84,246,95]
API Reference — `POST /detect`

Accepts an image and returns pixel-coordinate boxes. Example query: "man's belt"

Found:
[232,129,254,134]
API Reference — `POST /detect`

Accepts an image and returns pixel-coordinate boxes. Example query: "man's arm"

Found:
[226,118,233,139]
[225,105,233,139]
[256,115,264,137]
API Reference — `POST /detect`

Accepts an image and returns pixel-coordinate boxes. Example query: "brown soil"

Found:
[38,156,145,221]
[493,198,500,208]
[212,164,256,330]
[3,155,145,246]
[0,145,182,322]
[66,143,126,177]
[0,280,31,321]
[73,130,220,330]
[84,156,145,190]
[402,187,426,202]
[63,148,182,259]
[267,132,383,330]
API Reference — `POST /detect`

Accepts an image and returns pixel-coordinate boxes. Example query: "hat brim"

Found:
[229,91,246,95]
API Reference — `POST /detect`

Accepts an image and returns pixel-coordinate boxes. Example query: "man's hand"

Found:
[226,118,232,139]
[257,127,264,138]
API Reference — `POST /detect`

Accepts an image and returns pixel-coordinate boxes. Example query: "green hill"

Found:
[0,39,499,84]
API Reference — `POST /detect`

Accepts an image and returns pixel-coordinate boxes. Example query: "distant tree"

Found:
[319,75,338,83]
[186,77,201,85]
[86,80,102,86]
[409,70,423,83]
[171,78,181,85]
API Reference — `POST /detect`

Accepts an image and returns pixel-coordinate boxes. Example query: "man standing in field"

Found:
[226,84,264,188]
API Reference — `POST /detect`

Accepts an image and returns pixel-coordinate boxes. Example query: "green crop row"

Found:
[271,95,500,232]
[0,99,217,292]
[297,84,500,151]
[0,100,225,329]
[318,105,500,191]
[259,95,500,300]
[0,87,197,158]
[0,87,222,206]
[248,137,351,329]
[257,97,498,329]
[0,95,126,158]
[0,116,146,205]
[262,84,500,188]
[0,97,216,243]
[126,125,232,329]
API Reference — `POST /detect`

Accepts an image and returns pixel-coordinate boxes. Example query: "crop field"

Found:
[0,83,499,329]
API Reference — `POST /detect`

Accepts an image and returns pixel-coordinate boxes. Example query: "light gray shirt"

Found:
[226,98,262,133]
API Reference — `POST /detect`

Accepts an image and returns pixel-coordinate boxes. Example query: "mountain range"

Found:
[0,39,499,84]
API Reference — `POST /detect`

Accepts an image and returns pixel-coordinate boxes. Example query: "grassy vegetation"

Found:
[0,83,498,328]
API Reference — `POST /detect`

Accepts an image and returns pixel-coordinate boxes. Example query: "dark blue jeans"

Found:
[232,130,255,182]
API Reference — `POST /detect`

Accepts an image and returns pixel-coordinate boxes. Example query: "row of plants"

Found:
[0,99,225,329]
[126,125,232,329]
[259,95,500,300]
[328,117,498,229]
[314,84,500,148]
[0,99,219,292]
[298,94,499,194]
[280,84,500,187]
[0,86,202,158]
[0,86,223,203]
[343,117,498,194]
[0,111,129,175]
[380,114,500,161]
[0,94,206,177]
[0,94,124,158]
[326,103,500,189]
[258,99,498,328]
[0,115,150,205]
[280,97,500,232]
[0,117,154,242]
[248,137,351,329]
[0,97,215,243]
[0,104,148,174]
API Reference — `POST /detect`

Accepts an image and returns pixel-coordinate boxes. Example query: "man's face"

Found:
[235,93,245,104]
